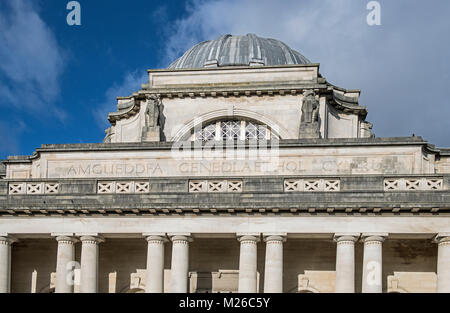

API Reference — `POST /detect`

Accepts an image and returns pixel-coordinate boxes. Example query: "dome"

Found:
[169,34,311,69]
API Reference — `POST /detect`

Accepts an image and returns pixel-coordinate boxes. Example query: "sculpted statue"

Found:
[301,90,319,124]
[299,90,320,139]
[103,127,114,143]
[142,94,163,141]
[145,95,161,128]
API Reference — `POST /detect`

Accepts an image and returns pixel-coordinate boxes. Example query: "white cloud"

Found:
[0,0,65,117]
[94,71,147,129]
[161,0,450,146]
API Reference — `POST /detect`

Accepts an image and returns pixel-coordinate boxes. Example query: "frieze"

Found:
[44,154,416,179]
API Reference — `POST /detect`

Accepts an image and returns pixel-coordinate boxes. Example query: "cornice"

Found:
[2,136,443,165]
[146,63,321,73]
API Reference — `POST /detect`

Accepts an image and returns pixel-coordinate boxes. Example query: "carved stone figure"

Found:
[103,127,114,143]
[299,90,321,139]
[145,95,160,128]
[360,121,375,138]
[301,90,319,124]
[142,95,162,141]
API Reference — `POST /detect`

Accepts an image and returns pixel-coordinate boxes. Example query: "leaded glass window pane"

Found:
[193,120,277,141]
[195,124,216,141]
[245,122,267,140]
[221,121,241,140]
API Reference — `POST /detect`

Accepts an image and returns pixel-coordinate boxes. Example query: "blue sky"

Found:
[1,0,450,159]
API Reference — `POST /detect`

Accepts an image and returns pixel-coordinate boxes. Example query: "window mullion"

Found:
[215,121,221,140]
[240,121,246,140]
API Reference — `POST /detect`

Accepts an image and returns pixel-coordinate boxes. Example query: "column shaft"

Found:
[0,237,14,293]
[238,235,259,293]
[263,235,285,293]
[145,235,167,293]
[170,235,191,293]
[55,236,77,293]
[362,235,385,293]
[80,236,103,293]
[334,235,358,293]
[436,236,450,293]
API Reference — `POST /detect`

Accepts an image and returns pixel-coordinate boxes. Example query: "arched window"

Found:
[191,119,280,142]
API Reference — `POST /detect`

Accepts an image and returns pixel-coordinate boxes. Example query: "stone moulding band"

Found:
[0,205,447,217]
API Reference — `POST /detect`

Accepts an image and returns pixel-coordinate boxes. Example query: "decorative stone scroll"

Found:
[8,182,59,195]
[284,179,340,192]
[384,178,443,191]
[97,181,150,194]
[189,180,243,193]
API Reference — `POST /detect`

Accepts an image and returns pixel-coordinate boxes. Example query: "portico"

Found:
[0,216,449,293]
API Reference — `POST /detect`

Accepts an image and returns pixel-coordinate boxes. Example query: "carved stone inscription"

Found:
[46,154,414,178]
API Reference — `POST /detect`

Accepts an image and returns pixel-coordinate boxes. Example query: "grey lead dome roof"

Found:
[169,34,310,69]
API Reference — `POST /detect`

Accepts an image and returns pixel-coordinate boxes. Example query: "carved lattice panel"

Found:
[135,182,150,193]
[384,179,399,191]
[189,181,208,192]
[98,182,115,194]
[324,180,340,191]
[116,182,134,194]
[208,181,227,192]
[97,181,151,194]
[426,179,443,190]
[9,182,60,195]
[384,178,444,191]
[45,183,59,194]
[189,180,243,193]
[304,180,321,191]
[8,183,26,195]
[405,179,420,190]
[27,183,43,194]
[284,179,340,192]
[228,181,243,192]
[284,179,303,192]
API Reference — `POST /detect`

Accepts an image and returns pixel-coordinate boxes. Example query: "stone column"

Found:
[55,235,77,293]
[263,234,286,293]
[362,234,386,293]
[169,234,192,293]
[79,235,104,293]
[144,234,167,293]
[0,235,15,293]
[435,234,450,293]
[238,234,260,293]
[334,234,359,293]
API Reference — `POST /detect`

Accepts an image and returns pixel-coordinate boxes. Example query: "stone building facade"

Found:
[1,34,450,293]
